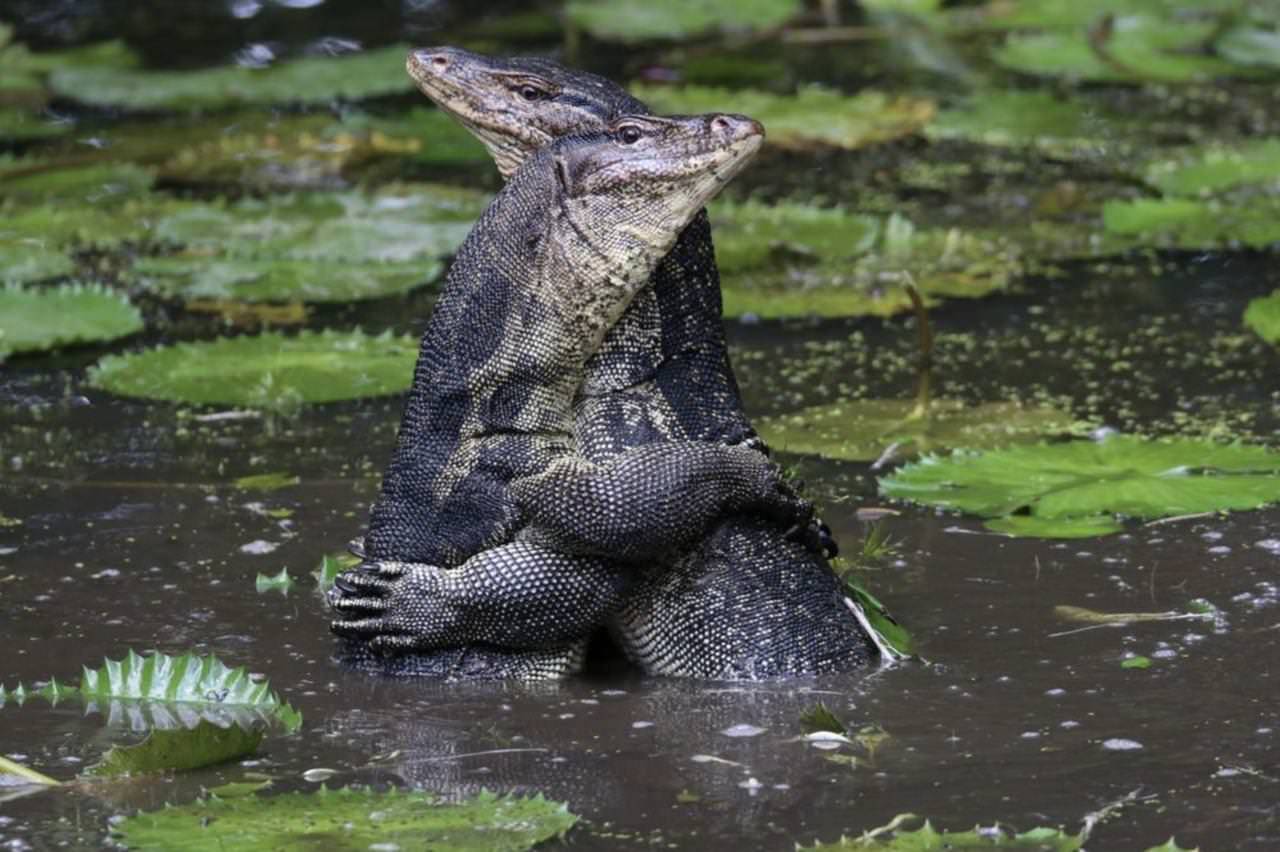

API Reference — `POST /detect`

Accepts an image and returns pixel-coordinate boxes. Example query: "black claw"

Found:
[333,574,360,594]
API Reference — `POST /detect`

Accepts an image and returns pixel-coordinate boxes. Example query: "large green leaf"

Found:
[1244,290,1280,344]
[49,44,413,111]
[633,84,935,150]
[566,0,802,42]
[86,720,263,778]
[113,787,578,852]
[992,15,1247,83]
[711,206,1019,318]
[0,161,155,205]
[800,815,1083,849]
[135,257,440,304]
[1142,139,1280,197]
[879,437,1280,538]
[0,283,142,358]
[1102,197,1280,249]
[87,329,418,411]
[0,650,301,733]
[0,241,75,283]
[0,106,68,140]
[925,90,1133,157]
[758,399,1082,462]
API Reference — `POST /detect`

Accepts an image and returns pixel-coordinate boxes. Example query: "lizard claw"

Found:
[816,519,839,559]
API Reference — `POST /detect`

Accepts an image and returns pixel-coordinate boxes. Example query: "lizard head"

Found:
[407,46,645,179]
[538,113,763,341]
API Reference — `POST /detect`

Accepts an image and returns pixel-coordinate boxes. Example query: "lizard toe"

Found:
[330,616,390,639]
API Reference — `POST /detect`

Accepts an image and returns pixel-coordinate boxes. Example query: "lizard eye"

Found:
[519,85,545,101]
[616,124,643,145]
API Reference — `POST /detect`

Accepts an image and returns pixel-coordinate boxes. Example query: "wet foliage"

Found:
[112,787,579,852]
[0,283,143,358]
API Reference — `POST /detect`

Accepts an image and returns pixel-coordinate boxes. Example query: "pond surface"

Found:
[2,1,1280,850]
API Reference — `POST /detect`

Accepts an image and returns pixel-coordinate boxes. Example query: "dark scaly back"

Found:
[407,48,756,455]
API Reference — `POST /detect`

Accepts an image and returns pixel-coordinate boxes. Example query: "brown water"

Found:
[3,2,1280,850]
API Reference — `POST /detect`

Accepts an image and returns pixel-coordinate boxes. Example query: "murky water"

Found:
[3,2,1280,850]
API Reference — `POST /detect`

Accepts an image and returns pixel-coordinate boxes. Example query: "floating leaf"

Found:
[113,787,578,852]
[136,257,440,304]
[88,329,417,411]
[0,241,75,283]
[315,552,359,590]
[758,399,1082,462]
[255,569,295,594]
[1102,197,1280,249]
[841,577,916,658]
[1054,605,1214,626]
[879,436,1280,538]
[993,17,1245,83]
[1244,290,1280,345]
[926,90,1132,157]
[566,0,802,42]
[2,650,301,733]
[234,472,300,492]
[0,106,68,140]
[0,283,142,358]
[985,514,1122,538]
[86,720,263,778]
[800,814,1083,849]
[1144,839,1199,852]
[801,703,847,736]
[711,204,1019,317]
[634,84,935,150]
[1122,656,1153,669]
[359,107,491,166]
[1142,139,1280,197]
[49,44,413,111]
[0,161,155,205]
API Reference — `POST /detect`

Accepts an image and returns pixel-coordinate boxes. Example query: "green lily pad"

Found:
[0,241,75,283]
[1,650,301,733]
[135,257,440,304]
[713,207,1020,318]
[87,720,263,778]
[1144,839,1199,852]
[1244,290,1280,344]
[566,0,802,43]
[49,44,413,111]
[1122,655,1153,669]
[1216,24,1280,70]
[633,84,935,150]
[87,329,417,411]
[234,472,299,492]
[0,161,155,205]
[0,106,67,139]
[361,107,505,166]
[926,90,1133,157]
[1,196,191,248]
[801,814,1083,849]
[315,552,359,590]
[985,514,1122,538]
[0,283,142,358]
[133,187,484,303]
[113,787,578,852]
[992,16,1246,83]
[758,399,1082,462]
[879,436,1280,538]
[1102,197,1280,249]
[1142,139,1280,197]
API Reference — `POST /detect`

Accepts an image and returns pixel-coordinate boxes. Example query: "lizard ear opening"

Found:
[553,154,573,197]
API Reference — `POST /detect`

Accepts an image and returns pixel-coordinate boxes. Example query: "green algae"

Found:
[633,84,935,150]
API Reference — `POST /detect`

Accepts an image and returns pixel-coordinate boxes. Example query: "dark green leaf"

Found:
[86,720,263,778]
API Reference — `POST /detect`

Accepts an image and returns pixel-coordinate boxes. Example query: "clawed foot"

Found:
[328,560,457,655]
[750,467,840,560]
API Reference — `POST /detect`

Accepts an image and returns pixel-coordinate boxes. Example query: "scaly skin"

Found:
[331,115,815,674]
[332,48,877,680]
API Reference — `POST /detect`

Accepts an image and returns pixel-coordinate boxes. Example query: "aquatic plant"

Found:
[0,650,302,733]
[879,436,1280,538]
[87,329,418,411]
[0,283,142,359]
[633,84,934,150]
[566,0,802,43]
[48,44,413,111]
[799,813,1083,849]
[1244,290,1280,345]
[86,721,264,778]
[113,787,578,851]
